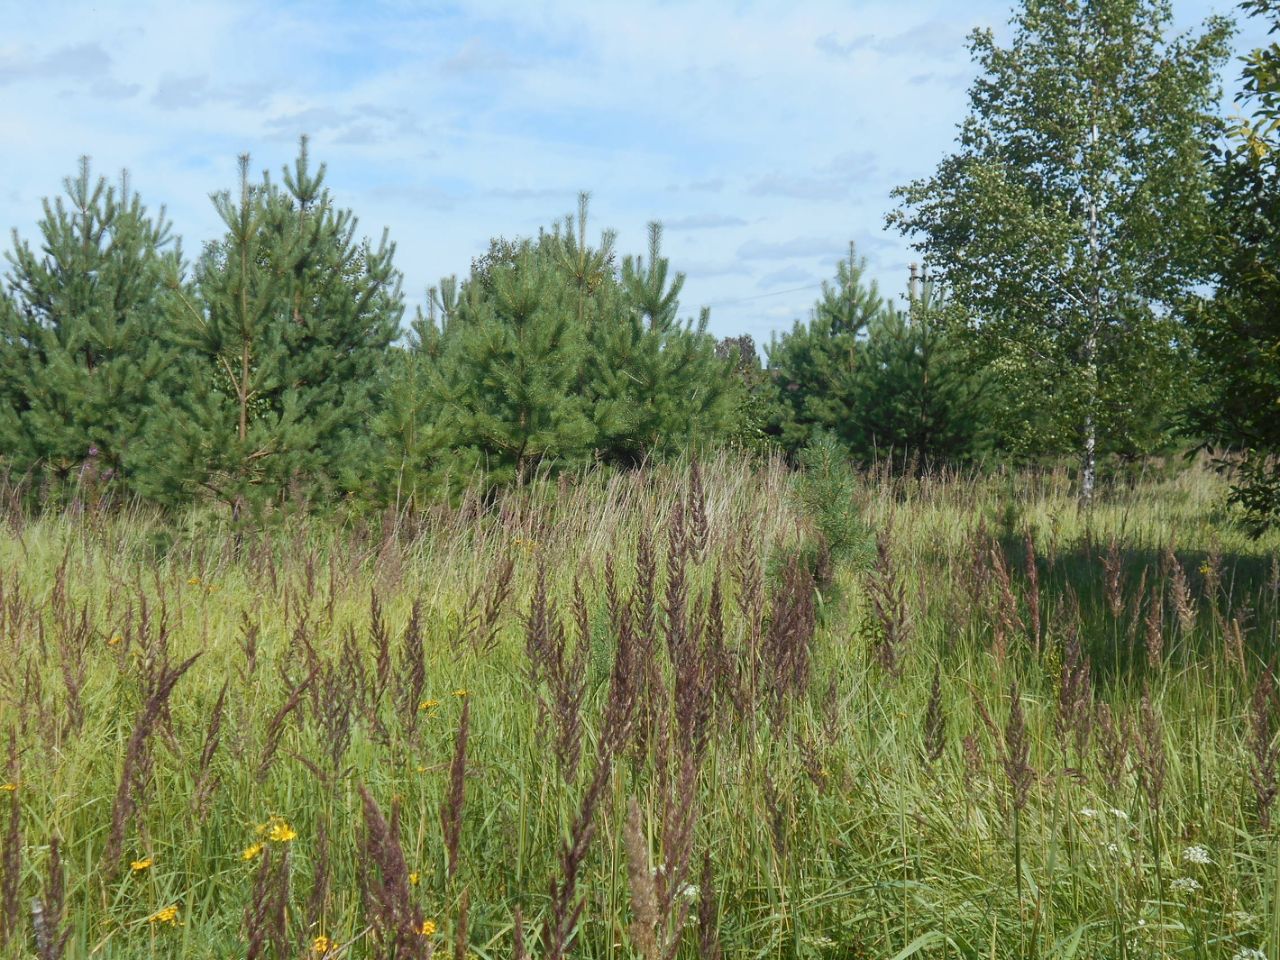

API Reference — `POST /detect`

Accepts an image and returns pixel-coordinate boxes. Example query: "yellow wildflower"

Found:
[418,699,440,712]
[416,765,427,774]
[107,634,123,646]
[452,688,468,698]
[409,871,420,886]
[187,577,201,586]
[206,584,220,594]
[266,817,297,843]
[130,857,153,872]
[420,919,437,936]
[312,935,333,954]
[147,905,179,926]
[241,843,264,861]
[0,784,15,793]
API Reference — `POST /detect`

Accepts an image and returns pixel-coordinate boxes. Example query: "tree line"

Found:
[1,0,1277,529]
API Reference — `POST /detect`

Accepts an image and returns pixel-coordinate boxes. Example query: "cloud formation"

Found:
[738,237,844,261]
[0,41,113,84]
[662,213,748,231]
[757,265,818,289]
[815,20,972,60]
[151,74,272,111]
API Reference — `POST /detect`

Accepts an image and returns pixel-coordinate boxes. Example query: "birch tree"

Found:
[889,0,1230,502]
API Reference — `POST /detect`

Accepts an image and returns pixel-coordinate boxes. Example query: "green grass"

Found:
[0,456,1278,959]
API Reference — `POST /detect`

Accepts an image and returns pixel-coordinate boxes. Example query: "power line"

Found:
[701,281,825,310]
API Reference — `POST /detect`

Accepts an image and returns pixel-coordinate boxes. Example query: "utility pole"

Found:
[909,262,920,305]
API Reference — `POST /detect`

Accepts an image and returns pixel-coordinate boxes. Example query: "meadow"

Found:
[1,456,1278,959]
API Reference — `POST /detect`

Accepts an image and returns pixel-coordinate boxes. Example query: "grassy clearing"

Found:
[0,456,1278,959]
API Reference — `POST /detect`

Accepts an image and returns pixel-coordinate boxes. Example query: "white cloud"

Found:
[738,237,843,261]
[151,75,272,111]
[758,265,818,289]
[816,20,972,60]
[441,38,526,75]
[0,41,113,84]
[662,213,748,231]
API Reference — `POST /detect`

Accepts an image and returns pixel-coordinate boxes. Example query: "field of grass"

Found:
[1,456,1278,959]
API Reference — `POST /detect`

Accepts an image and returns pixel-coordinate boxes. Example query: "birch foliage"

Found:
[889,0,1231,498]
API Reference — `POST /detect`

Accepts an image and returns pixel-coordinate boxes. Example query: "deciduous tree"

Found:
[889,0,1231,502]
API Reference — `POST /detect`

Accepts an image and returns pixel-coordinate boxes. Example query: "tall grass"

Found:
[0,455,1277,958]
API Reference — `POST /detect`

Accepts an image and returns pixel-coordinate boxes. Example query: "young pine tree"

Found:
[428,239,595,486]
[418,197,738,487]
[365,301,449,512]
[715,335,774,452]
[848,277,991,469]
[278,143,403,497]
[136,140,402,514]
[586,221,738,465]
[0,159,178,498]
[765,245,887,455]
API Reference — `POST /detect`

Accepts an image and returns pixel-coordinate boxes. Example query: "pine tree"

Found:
[848,278,991,468]
[274,143,403,496]
[135,140,402,513]
[429,238,595,486]
[554,193,617,332]
[365,300,449,511]
[585,222,738,465]
[134,154,308,513]
[0,159,178,497]
[764,245,887,455]
[417,198,739,487]
[715,335,773,452]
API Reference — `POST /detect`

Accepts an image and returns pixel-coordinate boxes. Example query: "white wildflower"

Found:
[802,935,836,949]
[1110,808,1130,821]
[1170,877,1201,894]
[1106,842,1120,854]
[1080,807,1100,820]
[1231,949,1267,960]
[1182,845,1211,865]
[678,883,699,901]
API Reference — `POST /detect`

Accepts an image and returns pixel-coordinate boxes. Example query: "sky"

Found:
[0,0,1267,348]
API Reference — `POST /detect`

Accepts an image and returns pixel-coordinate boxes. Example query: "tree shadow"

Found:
[994,532,1279,687]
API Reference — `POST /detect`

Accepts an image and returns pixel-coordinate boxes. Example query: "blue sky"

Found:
[0,0,1265,347]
